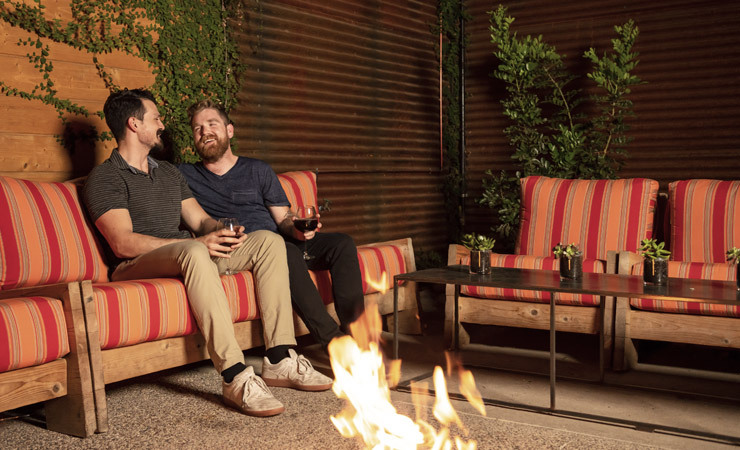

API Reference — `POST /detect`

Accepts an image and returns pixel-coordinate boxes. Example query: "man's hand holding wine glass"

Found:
[294,206,320,260]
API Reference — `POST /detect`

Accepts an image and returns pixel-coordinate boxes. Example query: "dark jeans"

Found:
[284,232,365,348]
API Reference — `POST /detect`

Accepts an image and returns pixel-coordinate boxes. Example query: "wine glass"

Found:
[217,218,239,275]
[294,206,318,261]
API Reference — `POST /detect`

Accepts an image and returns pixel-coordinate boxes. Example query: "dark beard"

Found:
[196,135,229,163]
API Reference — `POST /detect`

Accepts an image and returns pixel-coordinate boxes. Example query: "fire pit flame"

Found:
[328,272,484,449]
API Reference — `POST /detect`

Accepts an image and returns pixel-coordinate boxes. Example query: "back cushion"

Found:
[0,176,109,290]
[669,179,740,263]
[277,171,318,211]
[517,176,659,260]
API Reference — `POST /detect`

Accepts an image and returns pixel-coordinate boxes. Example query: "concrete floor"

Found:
[2,287,739,449]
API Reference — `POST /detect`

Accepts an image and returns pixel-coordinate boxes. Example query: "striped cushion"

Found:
[669,179,740,263]
[91,272,259,350]
[460,254,605,306]
[357,245,407,295]
[0,297,70,372]
[0,176,109,290]
[630,261,739,317]
[517,176,659,260]
[278,171,318,211]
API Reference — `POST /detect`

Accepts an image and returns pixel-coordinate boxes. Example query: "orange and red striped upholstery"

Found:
[0,297,70,372]
[0,176,109,290]
[460,254,605,306]
[91,273,261,350]
[669,179,740,263]
[517,176,659,260]
[630,261,739,317]
[278,171,318,211]
[357,245,407,295]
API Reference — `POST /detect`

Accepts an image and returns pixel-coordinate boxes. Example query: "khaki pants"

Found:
[111,230,296,372]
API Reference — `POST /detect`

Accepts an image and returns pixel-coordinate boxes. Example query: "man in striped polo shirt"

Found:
[179,100,365,353]
[84,89,332,417]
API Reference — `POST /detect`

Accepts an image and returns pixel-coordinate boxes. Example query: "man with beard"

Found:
[179,100,365,351]
[83,89,332,418]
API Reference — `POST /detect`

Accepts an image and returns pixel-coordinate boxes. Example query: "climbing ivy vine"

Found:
[432,0,469,244]
[0,0,244,162]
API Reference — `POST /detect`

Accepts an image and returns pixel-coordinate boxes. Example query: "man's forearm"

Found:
[110,232,186,260]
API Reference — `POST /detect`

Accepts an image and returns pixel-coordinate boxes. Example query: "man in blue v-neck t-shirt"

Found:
[178,100,365,350]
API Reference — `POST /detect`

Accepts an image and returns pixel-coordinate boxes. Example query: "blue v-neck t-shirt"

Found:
[178,157,290,234]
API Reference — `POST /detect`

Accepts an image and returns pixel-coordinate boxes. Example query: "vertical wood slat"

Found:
[463,0,740,239]
[232,0,444,252]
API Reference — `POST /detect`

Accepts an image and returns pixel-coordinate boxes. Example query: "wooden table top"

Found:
[395,265,740,305]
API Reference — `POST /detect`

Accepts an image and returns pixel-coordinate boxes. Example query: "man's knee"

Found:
[250,230,287,256]
[176,240,211,263]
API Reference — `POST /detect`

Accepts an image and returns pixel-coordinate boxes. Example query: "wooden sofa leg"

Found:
[444,293,470,348]
[612,296,638,371]
[386,308,422,335]
[45,282,97,437]
[79,280,109,433]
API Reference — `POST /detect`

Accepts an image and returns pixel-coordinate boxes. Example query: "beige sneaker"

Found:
[222,366,285,417]
[262,349,333,391]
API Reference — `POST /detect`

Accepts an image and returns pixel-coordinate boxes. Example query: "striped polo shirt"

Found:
[84,149,193,266]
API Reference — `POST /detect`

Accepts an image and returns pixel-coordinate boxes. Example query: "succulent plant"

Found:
[461,233,496,252]
[726,247,740,264]
[640,239,671,260]
[552,243,581,259]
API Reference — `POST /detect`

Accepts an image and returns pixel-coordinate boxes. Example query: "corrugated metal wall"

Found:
[463,0,740,240]
[230,0,444,255]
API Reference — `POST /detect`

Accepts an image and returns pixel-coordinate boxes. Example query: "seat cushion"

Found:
[669,179,740,263]
[0,297,70,372]
[0,176,109,290]
[460,254,605,306]
[517,176,658,260]
[92,272,259,350]
[357,244,407,295]
[630,260,739,317]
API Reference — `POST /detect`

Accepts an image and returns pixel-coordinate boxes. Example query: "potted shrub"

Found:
[462,233,496,275]
[640,239,671,285]
[726,247,740,290]
[553,243,582,280]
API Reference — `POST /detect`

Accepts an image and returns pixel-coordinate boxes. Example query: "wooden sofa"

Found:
[614,179,740,370]
[0,177,101,437]
[0,171,419,435]
[446,176,659,367]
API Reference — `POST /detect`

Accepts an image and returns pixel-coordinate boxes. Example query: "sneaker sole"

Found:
[262,377,333,391]
[224,397,285,417]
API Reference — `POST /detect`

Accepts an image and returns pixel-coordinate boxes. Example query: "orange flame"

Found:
[328,272,483,449]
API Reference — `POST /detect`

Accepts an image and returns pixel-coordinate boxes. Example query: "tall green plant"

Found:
[480,5,642,242]
[0,0,243,162]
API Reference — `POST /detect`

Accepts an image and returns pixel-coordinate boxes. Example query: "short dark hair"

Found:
[103,88,157,142]
[187,99,231,127]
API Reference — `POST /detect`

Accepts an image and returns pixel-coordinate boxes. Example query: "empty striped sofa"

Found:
[446,176,659,365]
[0,172,418,435]
[0,177,101,436]
[614,179,740,370]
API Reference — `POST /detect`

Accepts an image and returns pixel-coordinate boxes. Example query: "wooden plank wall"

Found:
[0,1,154,182]
[463,0,740,239]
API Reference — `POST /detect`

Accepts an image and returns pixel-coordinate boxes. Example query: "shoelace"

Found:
[243,373,271,400]
[295,355,314,375]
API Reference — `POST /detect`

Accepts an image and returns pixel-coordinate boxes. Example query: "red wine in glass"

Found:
[217,217,239,275]
[295,206,317,260]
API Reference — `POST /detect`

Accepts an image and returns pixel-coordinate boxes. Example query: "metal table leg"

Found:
[550,291,556,410]
[393,276,399,360]
[454,284,460,351]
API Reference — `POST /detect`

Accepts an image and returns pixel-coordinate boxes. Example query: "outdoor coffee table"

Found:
[392,264,740,410]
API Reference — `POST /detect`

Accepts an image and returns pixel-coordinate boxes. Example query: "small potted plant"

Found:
[640,239,671,285]
[462,233,495,275]
[553,243,582,280]
[726,247,740,290]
